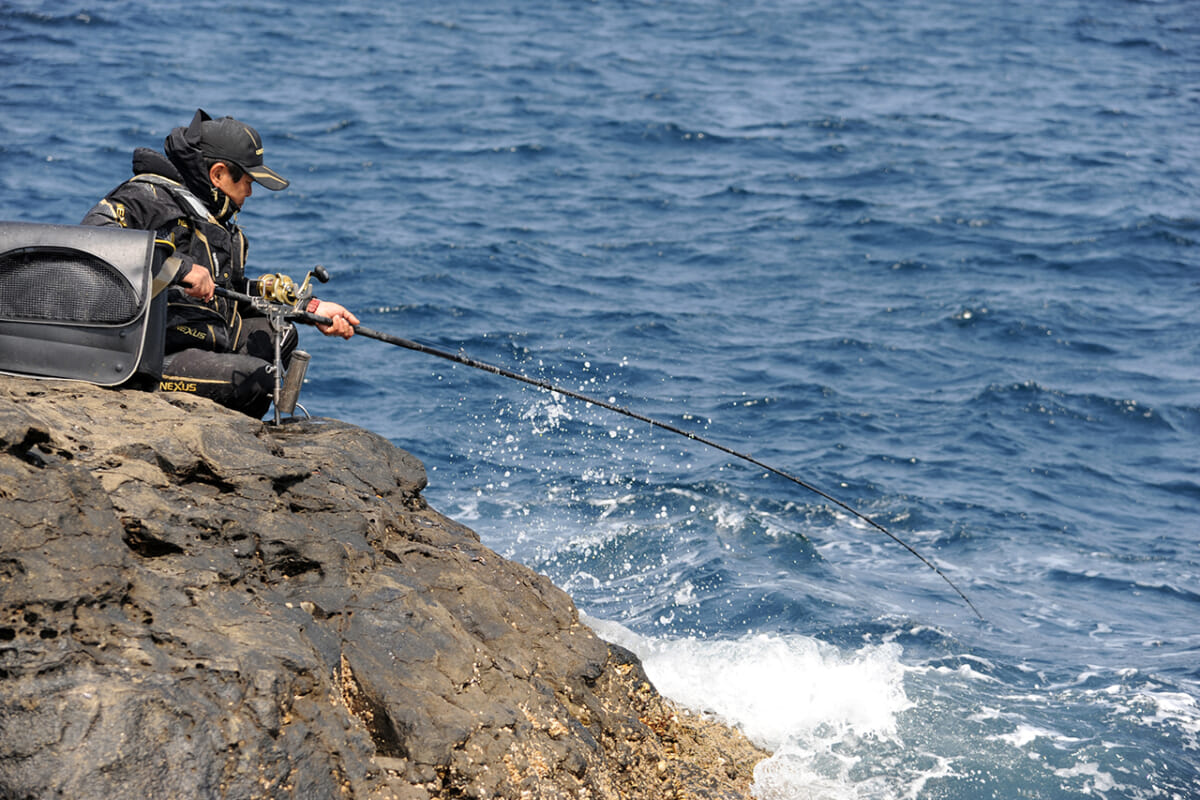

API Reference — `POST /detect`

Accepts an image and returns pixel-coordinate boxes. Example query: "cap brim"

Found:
[247,165,289,191]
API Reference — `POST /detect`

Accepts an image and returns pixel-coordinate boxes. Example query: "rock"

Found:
[0,377,767,799]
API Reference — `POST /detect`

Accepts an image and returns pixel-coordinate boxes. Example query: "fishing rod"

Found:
[216,279,983,620]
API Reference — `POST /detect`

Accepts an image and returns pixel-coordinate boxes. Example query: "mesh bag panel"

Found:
[0,247,140,324]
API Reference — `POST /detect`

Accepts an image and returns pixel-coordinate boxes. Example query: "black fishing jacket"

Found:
[82,143,252,354]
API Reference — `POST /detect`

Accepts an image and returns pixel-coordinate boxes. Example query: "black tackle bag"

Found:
[0,221,165,386]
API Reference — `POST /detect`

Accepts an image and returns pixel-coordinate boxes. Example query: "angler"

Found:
[81,109,359,418]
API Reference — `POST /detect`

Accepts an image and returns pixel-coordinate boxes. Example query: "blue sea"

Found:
[3,1,1198,796]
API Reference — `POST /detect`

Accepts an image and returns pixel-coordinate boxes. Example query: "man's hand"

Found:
[314,300,359,339]
[181,263,215,301]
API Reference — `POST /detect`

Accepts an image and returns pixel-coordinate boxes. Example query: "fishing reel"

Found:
[248,265,331,424]
[253,264,331,309]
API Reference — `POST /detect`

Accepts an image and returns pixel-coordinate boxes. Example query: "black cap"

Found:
[188,109,289,191]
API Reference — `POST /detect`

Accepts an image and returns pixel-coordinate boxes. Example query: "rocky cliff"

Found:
[0,376,766,799]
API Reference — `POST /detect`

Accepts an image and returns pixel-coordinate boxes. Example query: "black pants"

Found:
[159,317,297,418]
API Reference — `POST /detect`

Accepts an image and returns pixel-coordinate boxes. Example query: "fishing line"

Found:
[220,286,982,619]
[360,326,981,620]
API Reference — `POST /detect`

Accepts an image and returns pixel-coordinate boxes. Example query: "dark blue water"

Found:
[4,0,1198,796]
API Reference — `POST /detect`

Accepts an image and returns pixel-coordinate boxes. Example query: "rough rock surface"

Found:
[0,376,767,799]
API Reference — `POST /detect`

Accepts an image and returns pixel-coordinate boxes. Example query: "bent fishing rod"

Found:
[216,279,983,620]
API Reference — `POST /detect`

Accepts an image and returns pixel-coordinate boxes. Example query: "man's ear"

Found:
[208,162,228,185]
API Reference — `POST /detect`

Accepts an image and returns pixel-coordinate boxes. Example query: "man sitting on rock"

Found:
[82,108,358,418]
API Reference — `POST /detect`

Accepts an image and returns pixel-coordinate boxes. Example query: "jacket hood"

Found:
[163,110,236,222]
[132,147,183,183]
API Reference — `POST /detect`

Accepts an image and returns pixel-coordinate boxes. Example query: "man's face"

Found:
[209,163,254,209]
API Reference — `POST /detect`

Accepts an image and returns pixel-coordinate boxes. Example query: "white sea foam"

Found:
[1134,689,1200,734]
[583,616,928,799]
[712,502,748,532]
[1052,761,1117,793]
[448,496,482,521]
[996,724,1080,749]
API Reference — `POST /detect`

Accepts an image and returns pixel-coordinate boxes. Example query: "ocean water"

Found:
[3,0,1198,797]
